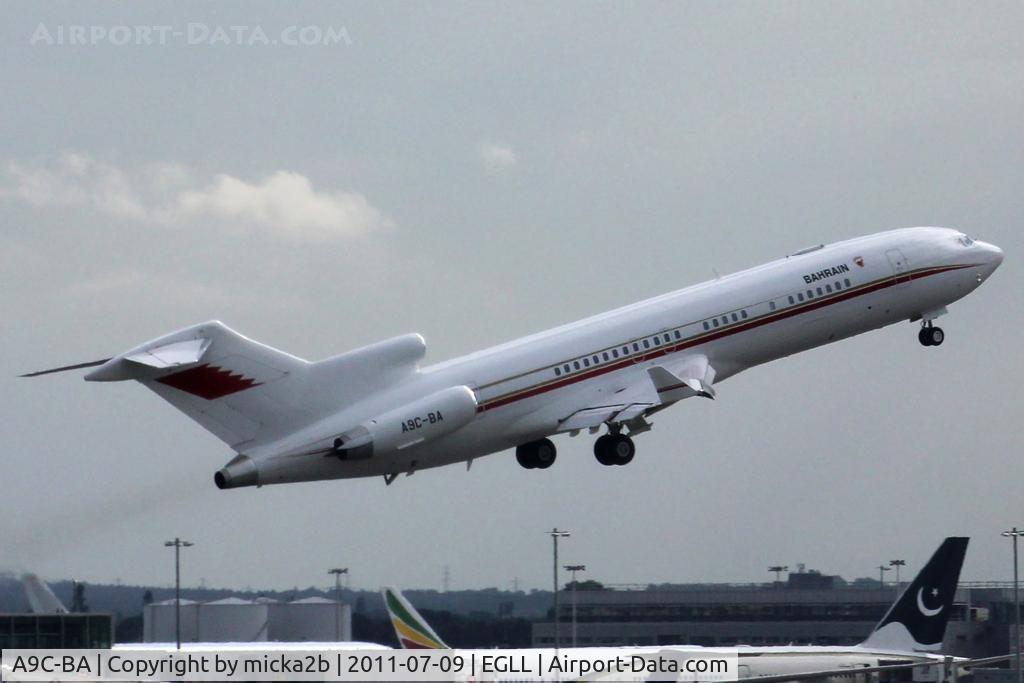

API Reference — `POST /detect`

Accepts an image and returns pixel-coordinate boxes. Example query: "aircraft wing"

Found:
[556,355,716,433]
[555,369,660,432]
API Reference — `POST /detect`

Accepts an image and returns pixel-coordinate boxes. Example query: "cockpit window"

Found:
[958,234,975,247]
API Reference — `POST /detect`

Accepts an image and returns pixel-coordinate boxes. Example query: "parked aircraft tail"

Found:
[22,321,427,451]
[381,587,449,649]
[860,536,968,652]
[21,574,68,614]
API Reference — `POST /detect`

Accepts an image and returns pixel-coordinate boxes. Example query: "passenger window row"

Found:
[554,326,690,377]
[552,277,854,378]
[786,278,851,306]
[701,308,750,332]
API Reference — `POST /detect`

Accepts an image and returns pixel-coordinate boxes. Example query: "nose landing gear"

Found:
[919,321,945,347]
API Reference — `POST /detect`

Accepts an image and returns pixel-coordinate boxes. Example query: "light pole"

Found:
[889,560,906,588]
[564,564,586,647]
[877,564,891,589]
[328,568,348,642]
[548,528,570,651]
[163,538,193,650]
[768,565,789,584]
[1002,527,1023,683]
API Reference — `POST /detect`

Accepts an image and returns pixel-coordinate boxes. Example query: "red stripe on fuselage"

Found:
[477,264,973,412]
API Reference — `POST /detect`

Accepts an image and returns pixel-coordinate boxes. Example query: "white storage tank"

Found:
[143,599,199,643]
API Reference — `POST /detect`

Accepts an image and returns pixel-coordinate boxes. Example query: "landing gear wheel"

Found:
[610,434,635,465]
[516,446,537,469]
[919,324,944,347]
[594,435,616,466]
[594,433,635,466]
[516,438,557,469]
[533,438,556,469]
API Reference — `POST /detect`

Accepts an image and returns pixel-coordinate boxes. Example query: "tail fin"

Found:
[21,574,68,614]
[25,321,426,451]
[860,537,968,652]
[381,587,449,649]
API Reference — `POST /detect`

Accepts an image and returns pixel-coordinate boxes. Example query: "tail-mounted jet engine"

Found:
[333,385,478,460]
[214,385,479,489]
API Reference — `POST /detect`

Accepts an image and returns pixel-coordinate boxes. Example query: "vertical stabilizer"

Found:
[381,587,449,649]
[20,320,428,451]
[860,537,968,652]
[22,574,68,614]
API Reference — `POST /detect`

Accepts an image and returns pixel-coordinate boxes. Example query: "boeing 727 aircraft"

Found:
[23,227,1002,488]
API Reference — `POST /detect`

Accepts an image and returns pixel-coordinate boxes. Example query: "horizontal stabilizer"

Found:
[87,338,212,381]
[124,339,210,369]
[19,358,111,378]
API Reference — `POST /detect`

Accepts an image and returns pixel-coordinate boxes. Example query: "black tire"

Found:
[918,328,933,346]
[534,438,557,469]
[930,327,945,346]
[515,444,536,469]
[594,434,616,466]
[610,434,636,465]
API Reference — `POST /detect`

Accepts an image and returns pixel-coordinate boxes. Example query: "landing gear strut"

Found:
[594,433,636,466]
[516,438,557,469]
[918,321,945,347]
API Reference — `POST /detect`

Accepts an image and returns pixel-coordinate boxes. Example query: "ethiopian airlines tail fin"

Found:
[22,321,427,451]
[860,537,968,652]
[382,587,449,649]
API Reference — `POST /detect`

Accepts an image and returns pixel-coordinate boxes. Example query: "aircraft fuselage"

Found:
[239,227,1001,485]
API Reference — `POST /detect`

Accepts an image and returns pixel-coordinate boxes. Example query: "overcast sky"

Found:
[2,1,1023,594]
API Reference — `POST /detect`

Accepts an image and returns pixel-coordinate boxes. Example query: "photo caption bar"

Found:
[1,648,738,681]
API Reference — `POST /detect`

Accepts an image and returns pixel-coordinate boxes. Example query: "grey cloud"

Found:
[2,152,393,241]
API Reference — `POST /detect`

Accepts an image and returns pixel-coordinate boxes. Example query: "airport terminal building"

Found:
[533,576,1017,659]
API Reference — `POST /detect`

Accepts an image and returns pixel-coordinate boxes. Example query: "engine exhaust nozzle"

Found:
[214,455,260,490]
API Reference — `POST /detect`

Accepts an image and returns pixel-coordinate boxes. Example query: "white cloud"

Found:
[177,171,389,238]
[478,142,517,172]
[1,152,392,241]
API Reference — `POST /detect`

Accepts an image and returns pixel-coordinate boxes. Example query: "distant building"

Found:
[1,574,111,648]
[143,597,351,643]
[534,581,1010,658]
[0,613,112,648]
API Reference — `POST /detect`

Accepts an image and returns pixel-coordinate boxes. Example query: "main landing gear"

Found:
[918,321,945,347]
[516,427,639,470]
[594,432,635,466]
[516,438,557,469]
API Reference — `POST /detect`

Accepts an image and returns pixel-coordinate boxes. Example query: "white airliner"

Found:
[24,227,1002,488]
[383,538,1003,683]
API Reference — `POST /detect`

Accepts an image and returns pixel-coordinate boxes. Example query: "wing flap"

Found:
[612,403,651,422]
[559,406,624,431]
[555,357,718,433]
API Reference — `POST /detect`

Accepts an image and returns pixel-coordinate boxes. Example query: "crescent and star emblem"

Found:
[917,587,943,617]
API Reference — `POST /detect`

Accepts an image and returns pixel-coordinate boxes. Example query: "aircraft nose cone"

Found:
[980,241,1004,271]
[990,243,1004,267]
